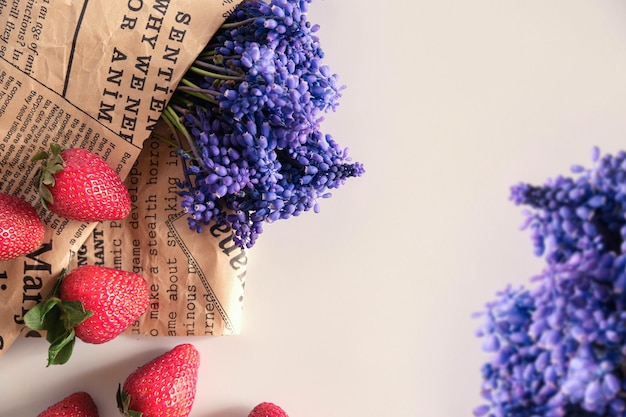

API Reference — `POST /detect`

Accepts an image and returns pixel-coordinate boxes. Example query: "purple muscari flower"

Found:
[176,107,362,249]
[510,148,626,264]
[167,0,361,248]
[475,249,626,417]
[185,0,345,142]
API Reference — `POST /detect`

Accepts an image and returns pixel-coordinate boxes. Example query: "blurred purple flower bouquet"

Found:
[162,0,364,249]
[474,148,626,417]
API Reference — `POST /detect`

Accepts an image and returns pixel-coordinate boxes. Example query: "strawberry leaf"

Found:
[23,297,61,330]
[38,184,53,208]
[47,328,76,366]
[62,300,93,328]
[43,308,66,344]
[23,273,93,366]
[116,385,143,417]
[41,170,56,186]
[32,143,66,209]
[50,142,63,156]
[31,150,51,162]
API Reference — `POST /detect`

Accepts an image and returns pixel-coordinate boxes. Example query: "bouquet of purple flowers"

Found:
[162,0,364,249]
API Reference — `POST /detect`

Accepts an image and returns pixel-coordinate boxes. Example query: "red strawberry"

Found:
[60,265,150,343]
[248,402,290,417]
[24,265,149,365]
[117,344,200,417]
[32,143,131,221]
[37,391,99,417]
[0,193,44,261]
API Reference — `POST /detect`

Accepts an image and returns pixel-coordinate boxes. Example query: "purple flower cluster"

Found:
[475,251,626,417]
[475,148,626,417]
[166,0,363,248]
[510,147,626,264]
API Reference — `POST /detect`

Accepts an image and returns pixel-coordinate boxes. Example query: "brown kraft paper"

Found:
[66,128,248,337]
[0,0,243,358]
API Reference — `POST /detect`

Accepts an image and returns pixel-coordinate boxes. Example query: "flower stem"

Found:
[220,16,274,29]
[188,65,243,81]
[193,59,241,76]
[161,106,205,170]
[176,78,219,105]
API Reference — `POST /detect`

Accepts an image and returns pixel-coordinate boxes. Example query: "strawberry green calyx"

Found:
[116,385,143,417]
[23,270,92,366]
[31,143,65,210]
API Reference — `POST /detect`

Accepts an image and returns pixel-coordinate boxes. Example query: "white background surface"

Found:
[3,1,626,416]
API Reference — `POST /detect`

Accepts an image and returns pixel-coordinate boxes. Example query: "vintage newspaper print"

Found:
[0,0,243,358]
[0,62,142,352]
[67,130,247,337]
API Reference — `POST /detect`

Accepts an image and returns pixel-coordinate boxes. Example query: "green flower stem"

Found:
[177,86,220,97]
[188,65,244,81]
[193,59,241,76]
[196,50,218,61]
[161,106,205,169]
[152,132,183,152]
[220,16,275,29]
[176,78,219,105]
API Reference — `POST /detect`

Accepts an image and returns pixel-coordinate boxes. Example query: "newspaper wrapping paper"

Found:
[0,0,244,358]
[67,127,248,337]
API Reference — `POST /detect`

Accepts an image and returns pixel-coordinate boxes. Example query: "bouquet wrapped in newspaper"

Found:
[0,0,363,359]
